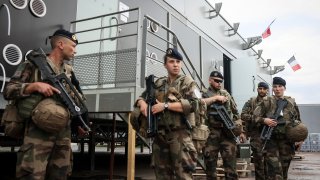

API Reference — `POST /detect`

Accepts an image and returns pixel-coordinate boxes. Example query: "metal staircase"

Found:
[70,8,207,173]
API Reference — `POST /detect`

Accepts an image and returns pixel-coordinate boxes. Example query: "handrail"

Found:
[73,20,138,35]
[70,7,139,24]
[143,15,206,89]
[77,33,137,45]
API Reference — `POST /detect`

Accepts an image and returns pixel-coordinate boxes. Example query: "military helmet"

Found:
[286,120,308,142]
[32,98,70,133]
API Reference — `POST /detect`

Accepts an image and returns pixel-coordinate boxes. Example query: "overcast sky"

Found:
[208,0,320,104]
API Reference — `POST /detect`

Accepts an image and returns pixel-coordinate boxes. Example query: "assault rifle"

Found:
[145,75,158,137]
[209,103,239,142]
[260,99,287,151]
[27,48,91,132]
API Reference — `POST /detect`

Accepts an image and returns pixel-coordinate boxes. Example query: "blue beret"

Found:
[166,48,183,61]
[273,77,286,87]
[258,82,269,89]
[50,29,78,44]
[210,71,224,79]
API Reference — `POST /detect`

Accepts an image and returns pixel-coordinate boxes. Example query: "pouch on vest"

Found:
[17,94,43,119]
[1,103,25,138]
[191,124,210,153]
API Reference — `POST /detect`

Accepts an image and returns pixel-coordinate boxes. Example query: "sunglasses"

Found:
[213,79,223,83]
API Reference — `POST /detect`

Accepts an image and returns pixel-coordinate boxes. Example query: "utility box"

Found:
[237,143,251,158]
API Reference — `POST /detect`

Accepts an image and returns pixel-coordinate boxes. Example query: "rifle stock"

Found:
[27,48,91,132]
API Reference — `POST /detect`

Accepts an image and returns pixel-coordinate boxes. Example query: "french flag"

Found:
[262,19,276,39]
[262,27,271,39]
[287,56,301,72]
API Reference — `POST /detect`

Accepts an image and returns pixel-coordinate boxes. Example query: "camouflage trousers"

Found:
[16,121,72,180]
[204,127,238,180]
[278,139,295,180]
[264,138,283,180]
[152,129,197,180]
[250,132,266,180]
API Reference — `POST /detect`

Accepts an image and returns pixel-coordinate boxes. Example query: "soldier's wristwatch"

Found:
[164,102,169,110]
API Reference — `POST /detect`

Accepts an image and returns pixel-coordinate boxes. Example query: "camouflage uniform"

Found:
[254,96,301,180]
[241,96,266,180]
[3,58,75,180]
[203,87,239,180]
[137,74,200,180]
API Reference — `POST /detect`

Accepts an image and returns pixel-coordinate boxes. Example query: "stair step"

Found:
[237,169,251,172]
[193,173,207,176]
[237,162,248,165]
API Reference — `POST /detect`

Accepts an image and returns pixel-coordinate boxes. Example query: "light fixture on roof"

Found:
[262,59,271,68]
[242,36,262,50]
[270,65,285,75]
[256,49,263,59]
[228,23,240,36]
[209,3,222,18]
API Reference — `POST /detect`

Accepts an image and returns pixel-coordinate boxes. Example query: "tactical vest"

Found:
[154,75,198,129]
[203,88,234,127]
[17,60,74,119]
[262,96,297,137]
[247,97,263,129]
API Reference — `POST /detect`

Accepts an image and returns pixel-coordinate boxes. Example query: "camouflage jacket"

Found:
[137,74,202,129]
[253,95,301,125]
[3,57,76,101]
[241,96,265,135]
[202,86,239,127]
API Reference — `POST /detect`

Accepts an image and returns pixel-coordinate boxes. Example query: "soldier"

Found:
[202,71,240,180]
[135,48,201,179]
[3,29,80,179]
[241,82,269,180]
[254,77,302,180]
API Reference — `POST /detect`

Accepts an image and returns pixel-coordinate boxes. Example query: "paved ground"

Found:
[1,145,319,180]
[288,152,320,180]
[67,148,320,180]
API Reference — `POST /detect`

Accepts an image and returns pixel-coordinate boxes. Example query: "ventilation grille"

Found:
[9,0,27,9]
[3,44,22,66]
[73,48,137,86]
[29,0,46,17]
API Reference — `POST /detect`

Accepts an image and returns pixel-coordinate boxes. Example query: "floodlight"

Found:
[256,49,263,59]
[262,59,271,68]
[242,36,262,50]
[270,65,285,75]
[209,3,222,18]
[228,23,240,36]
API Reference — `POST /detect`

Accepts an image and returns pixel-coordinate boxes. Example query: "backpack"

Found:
[1,101,25,139]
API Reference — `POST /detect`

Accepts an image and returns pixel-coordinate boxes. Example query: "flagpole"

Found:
[267,18,276,28]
